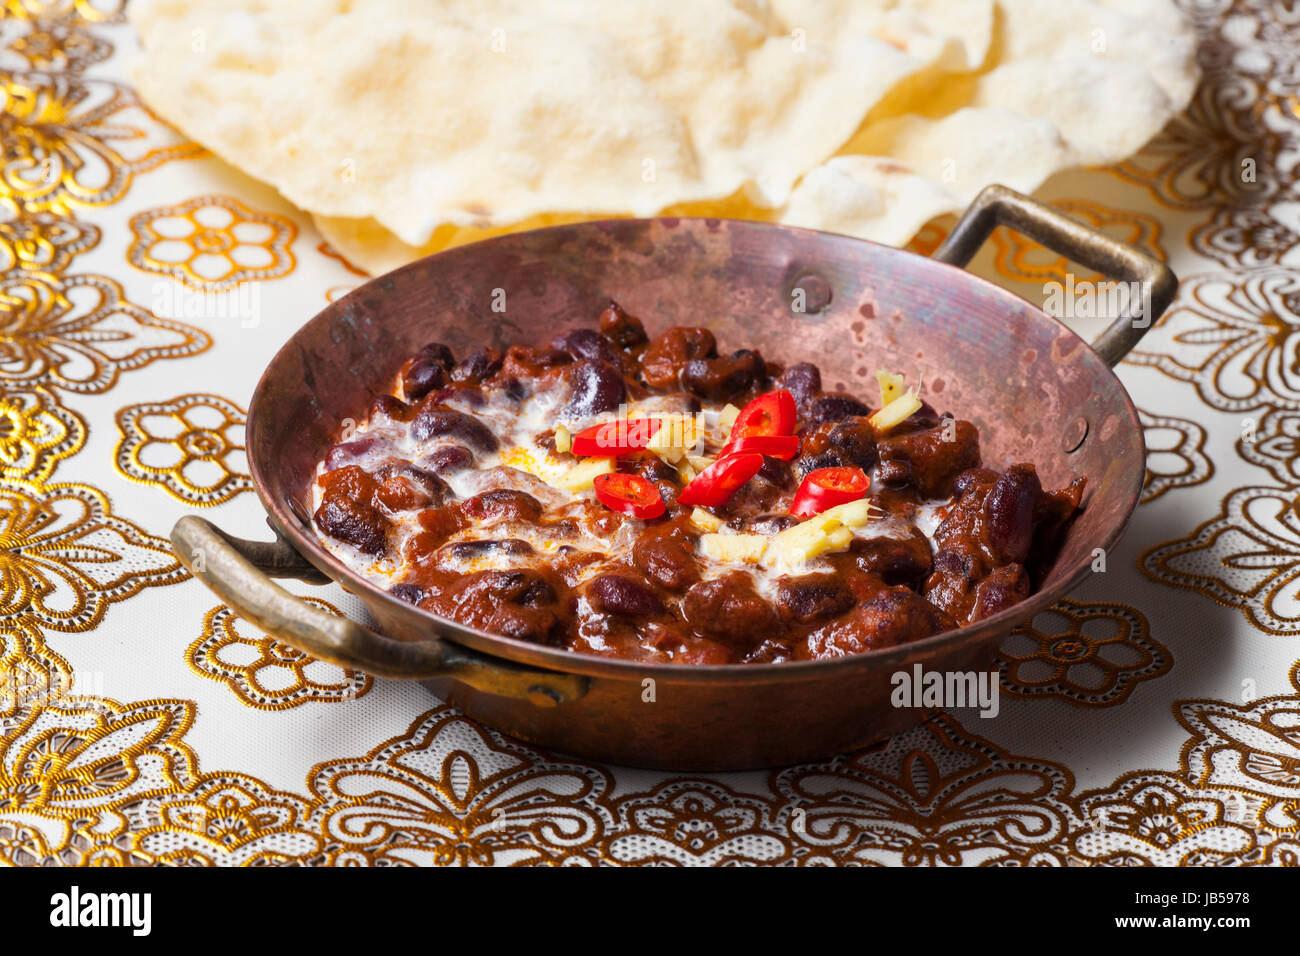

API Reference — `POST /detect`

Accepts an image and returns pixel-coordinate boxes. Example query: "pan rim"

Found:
[249,215,1146,685]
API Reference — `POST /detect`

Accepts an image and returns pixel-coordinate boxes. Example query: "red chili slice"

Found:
[730,389,796,440]
[790,466,870,518]
[719,434,800,461]
[676,453,764,508]
[594,472,666,519]
[570,417,663,457]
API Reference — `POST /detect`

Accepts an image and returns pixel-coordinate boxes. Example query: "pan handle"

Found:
[171,515,588,706]
[932,184,1177,367]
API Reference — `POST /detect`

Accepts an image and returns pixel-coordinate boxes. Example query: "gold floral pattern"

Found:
[308,707,613,866]
[114,393,251,506]
[990,200,1167,286]
[1128,268,1300,411]
[1140,409,1214,503]
[128,196,297,291]
[0,70,199,214]
[603,780,791,866]
[0,383,84,484]
[131,774,321,866]
[999,601,1171,707]
[1142,486,1300,635]
[0,617,70,719]
[0,211,98,273]
[0,271,211,393]
[1,17,112,73]
[1191,193,1300,269]
[0,480,186,631]
[187,603,372,710]
[1070,773,1277,866]
[1239,407,1300,486]
[774,718,1077,866]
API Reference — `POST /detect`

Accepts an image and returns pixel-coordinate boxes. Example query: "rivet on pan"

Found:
[1062,416,1089,453]
[527,685,563,708]
[791,274,832,315]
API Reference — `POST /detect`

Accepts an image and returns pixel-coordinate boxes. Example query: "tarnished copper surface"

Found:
[221,199,1161,770]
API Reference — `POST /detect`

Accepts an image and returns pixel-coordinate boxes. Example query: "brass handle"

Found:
[933,184,1177,367]
[171,515,588,706]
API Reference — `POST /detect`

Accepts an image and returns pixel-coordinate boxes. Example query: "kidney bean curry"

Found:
[311,301,1084,665]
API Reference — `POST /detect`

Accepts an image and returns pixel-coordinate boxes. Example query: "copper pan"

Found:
[171,185,1175,771]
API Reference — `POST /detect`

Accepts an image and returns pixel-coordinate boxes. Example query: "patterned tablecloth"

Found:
[1,1,1299,867]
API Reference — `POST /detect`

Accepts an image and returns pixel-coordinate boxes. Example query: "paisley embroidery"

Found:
[999,601,1171,707]
[131,774,321,866]
[773,717,1076,866]
[1127,268,1300,412]
[0,617,70,719]
[602,780,791,866]
[308,706,613,866]
[127,196,297,292]
[114,393,251,506]
[186,603,372,711]
[1070,773,1283,866]
[0,271,211,393]
[1141,486,1300,635]
[0,70,199,214]
[1107,72,1284,208]
[0,480,186,631]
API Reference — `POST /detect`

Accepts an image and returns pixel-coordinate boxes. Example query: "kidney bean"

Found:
[851,527,933,586]
[746,513,800,535]
[410,405,498,452]
[777,362,821,413]
[807,393,871,427]
[388,583,423,604]
[681,349,765,402]
[313,465,390,554]
[827,416,877,470]
[419,342,456,370]
[776,573,855,624]
[450,346,503,384]
[376,462,450,512]
[951,468,998,500]
[419,444,474,474]
[587,573,664,616]
[793,450,845,480]
[633,533,699,591]
[402,357,446,401]
[972,563,1030,619]
[984,464,1042,564]
[756,455,795,489]
[462,489,543,522]
[599,300,648,348]
[369,394,413,422]
[561,359,626,417]
[681,572,779,648]
[640,327,717,389]
[877,419,981,497]
[325,437,377,470]
[428,384,487,408]
[551,328,625,368]
[446,538,534,561]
